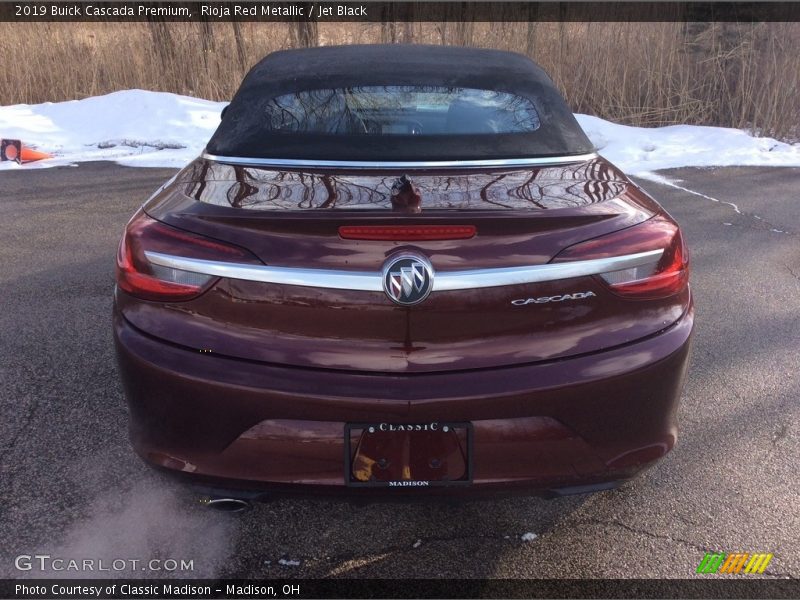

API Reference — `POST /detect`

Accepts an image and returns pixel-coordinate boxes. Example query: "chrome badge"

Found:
[511,291,597,306]
[382,253,434,306]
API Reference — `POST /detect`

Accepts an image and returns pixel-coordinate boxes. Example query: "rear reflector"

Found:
[553,215,689,299]
[116,211,261,302]
[339,225,476,241]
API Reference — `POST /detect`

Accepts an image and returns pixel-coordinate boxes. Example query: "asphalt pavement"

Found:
[0,162,798,582]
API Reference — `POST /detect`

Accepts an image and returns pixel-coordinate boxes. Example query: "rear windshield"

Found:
[264,86,541,136]
[207,46,595,161]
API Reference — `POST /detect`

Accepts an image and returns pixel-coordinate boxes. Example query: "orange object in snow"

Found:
[20,146,52,162]
[1,139,52,163]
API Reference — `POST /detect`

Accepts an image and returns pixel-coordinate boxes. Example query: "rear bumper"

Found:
[113,301,693,498]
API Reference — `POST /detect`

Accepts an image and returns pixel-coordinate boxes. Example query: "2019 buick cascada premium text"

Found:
[113,45,693,502]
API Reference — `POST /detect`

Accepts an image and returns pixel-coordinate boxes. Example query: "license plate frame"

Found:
[344,422,473,488]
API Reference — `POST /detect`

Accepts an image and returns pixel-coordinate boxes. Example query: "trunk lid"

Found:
[124,157,685,373]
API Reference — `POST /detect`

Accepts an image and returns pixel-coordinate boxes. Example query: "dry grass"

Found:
[1,20,798,139]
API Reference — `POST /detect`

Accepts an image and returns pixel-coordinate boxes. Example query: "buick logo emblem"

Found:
[382,253,434,306]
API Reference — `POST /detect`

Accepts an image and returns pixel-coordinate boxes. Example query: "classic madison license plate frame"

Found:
[345,422,474,488]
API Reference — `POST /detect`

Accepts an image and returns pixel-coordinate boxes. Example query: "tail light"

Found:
[553,215,689,299]
[116,211,260,301]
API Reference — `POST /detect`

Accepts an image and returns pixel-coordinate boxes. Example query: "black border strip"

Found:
[2,578,799,599]
[3,2,800,23]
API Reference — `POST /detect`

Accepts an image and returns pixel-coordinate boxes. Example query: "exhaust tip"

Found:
[203,497,252,513]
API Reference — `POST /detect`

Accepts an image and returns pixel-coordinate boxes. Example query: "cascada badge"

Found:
[696,552,774,574]
[512,291,597,306]
[382,254,434,306]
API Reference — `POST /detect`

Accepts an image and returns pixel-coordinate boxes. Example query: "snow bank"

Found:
[1,90,799,172]
[0,90,224,169]
[575,114,800,173]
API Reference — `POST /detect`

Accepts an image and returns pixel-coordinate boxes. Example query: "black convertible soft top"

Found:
[206,45,594,162]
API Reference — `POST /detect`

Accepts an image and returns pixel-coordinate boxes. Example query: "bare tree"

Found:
[147,21,174,65]
[453,5,474,46]
[291,6,319,48]
[231,22,248,71]
[525,21,538,58]
[381,21,398,44]
[199,19,215,70]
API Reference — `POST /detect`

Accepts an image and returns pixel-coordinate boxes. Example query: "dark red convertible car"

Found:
[114,45,692,508]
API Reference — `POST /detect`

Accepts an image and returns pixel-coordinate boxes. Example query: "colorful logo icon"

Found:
[382,253,434,306]
[696,552,773,574]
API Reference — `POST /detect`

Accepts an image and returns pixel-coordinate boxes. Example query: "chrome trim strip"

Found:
[431,249,663,291]
[144,249,663,293]
[200,152,599,170]
[145,252,383,292]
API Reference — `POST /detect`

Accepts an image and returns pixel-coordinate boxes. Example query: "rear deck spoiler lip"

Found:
[144,248,663,293]
[200,152,600,171]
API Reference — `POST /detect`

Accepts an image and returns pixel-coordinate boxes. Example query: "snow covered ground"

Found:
[0,90,224,169]
[1,89,799,174]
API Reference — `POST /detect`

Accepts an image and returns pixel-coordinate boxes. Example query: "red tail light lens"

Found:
[339,225,476,241]
[553,215,689,299]
[116,211,260,301]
